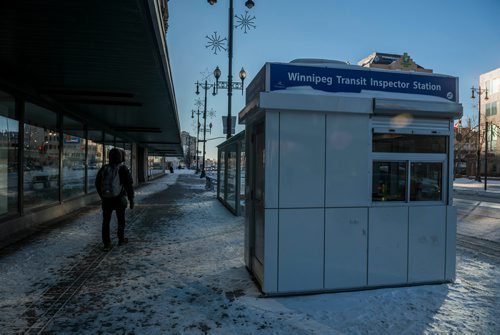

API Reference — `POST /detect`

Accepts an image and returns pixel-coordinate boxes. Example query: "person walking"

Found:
[95,148,134,250]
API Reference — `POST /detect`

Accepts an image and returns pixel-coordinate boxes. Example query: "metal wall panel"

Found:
[445,206,457,281]
[325,114,370,206]
[263,209,279,293]
[408,206,446,282]
[325,208,368,289]
[368,207,408,286]
[265,112,279,208]
[279,112,325,208]
[278,208,324,292]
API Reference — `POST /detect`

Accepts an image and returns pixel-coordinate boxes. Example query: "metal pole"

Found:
[226,0,234,139]
[196,108,200,173]
[485,121,488,190]
[187,135,191,169]
[476,87,481,182]
[201,80,208,178]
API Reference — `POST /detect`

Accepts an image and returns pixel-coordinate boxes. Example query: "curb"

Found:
[453,188,500,199]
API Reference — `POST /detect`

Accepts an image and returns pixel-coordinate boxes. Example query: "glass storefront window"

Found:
[62,116,85,199]
[105,144,114,164]
[88,130,103,192]
[124,143,132,170]
[113,140,132,171]
[147,155,153,178]
[148,156,164,178]
[0,91,18,215]
[24,103,59,208]
[87,140,103,192]
[103,133,115,164]
[372,161,407,202]
[410,162,442,201]
[153,156,164,175]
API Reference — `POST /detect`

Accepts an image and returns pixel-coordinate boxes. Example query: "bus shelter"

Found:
[239,60,463,295]
[217,131,246,216]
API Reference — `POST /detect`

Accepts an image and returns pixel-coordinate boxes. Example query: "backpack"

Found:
[101,164,123,198]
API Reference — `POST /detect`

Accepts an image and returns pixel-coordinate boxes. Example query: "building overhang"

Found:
[0,0,182,156]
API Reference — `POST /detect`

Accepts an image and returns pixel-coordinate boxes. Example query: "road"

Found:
[454,194,500,259]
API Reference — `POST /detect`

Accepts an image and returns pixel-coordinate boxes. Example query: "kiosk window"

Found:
[372,161,407,201]
[373,134,446,153]
[410,162,442,201]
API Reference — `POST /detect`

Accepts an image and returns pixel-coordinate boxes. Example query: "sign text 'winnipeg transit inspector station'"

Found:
[288,72,442,92]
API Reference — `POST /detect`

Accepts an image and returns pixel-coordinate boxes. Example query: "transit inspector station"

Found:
[240,59,462,295]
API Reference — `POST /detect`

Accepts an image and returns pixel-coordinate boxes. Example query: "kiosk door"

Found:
[253,123,265,266]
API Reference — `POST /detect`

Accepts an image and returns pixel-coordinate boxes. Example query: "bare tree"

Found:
[454,116,500,178]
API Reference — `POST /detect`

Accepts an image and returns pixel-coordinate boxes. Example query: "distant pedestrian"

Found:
[95,148,134,250]
[169,164,174,173]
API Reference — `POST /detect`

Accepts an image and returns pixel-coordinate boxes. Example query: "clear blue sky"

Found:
[168,0,500,160]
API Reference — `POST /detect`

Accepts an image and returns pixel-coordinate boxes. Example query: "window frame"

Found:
[371,153,447,206]
[372,133,447,154]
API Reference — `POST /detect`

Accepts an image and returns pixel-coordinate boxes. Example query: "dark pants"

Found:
[101,197,127,245]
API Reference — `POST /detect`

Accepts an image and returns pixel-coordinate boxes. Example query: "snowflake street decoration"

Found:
[235,11,256,33]
[207,109,216,119]
[200,69,212,82]
[205,31,227,55]
[194,99,203,109]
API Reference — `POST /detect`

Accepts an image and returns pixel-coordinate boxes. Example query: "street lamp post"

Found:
[186,135,191,169]
[192,107,202,173]
[207,0,255,139]
[212,65,246,137]
[485,121,489,190]
[471,85,489,182]
[195,80,216,178]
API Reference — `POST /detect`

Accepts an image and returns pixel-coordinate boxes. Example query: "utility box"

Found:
[240,60,462,295]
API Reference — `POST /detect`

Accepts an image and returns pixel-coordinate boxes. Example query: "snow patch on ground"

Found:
[0,172,498,334]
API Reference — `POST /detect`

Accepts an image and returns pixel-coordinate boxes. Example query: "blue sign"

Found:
[269,63,458,102]
[64,135,81,144]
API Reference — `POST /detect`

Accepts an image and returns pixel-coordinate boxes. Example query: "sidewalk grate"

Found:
[19,207,147,334]
[21,246,110,334]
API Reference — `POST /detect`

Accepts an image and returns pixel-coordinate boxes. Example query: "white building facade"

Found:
[480,68,500,175]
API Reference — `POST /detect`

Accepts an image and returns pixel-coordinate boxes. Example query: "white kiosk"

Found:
[240,60,462,295]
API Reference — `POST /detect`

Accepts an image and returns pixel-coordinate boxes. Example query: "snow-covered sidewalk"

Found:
[0,172,498,334]
[454,177,500,198]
